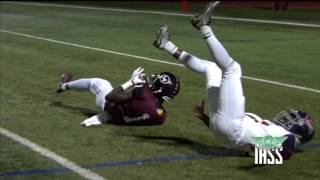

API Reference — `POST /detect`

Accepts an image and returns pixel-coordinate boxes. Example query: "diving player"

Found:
[153,1,315,159]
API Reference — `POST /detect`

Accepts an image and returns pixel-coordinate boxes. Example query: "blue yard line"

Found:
[82,153,208,169]
[299,143,320,148]
[0,167,70,177]
[0,143,319,177]
[0,151,242,177]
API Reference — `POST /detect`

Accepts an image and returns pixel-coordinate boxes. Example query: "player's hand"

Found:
[193,100,205,119]
[131,67,146,87]
[129,67,146,87]
[132,75,145,87]
[131,67,145,80]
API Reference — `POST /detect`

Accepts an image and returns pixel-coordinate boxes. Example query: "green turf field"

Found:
[1,1,320,180]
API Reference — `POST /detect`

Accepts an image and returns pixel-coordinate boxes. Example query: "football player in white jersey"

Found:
[153,1,315,159]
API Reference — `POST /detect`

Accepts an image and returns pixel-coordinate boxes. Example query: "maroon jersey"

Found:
[106,85,167,125]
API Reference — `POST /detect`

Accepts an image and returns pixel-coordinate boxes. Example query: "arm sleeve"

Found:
[132,86,144,98]
[281,134,296,160]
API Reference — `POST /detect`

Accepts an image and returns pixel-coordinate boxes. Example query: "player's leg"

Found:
[82,78,113,126]
[64,78,92,90]
[205,64,222,119]
[66,78,113,110]
[191,1,233,72]
[58,77,113,110]
[200,26,234,71]
[154,24,222,117]
[56,72,73,93]
[192,2,245,142]
[200,26,245,116]
[154,24,212,74]
[89,78,113,111]
[56,72,94,93]
[57,75,114,126]
[80,111,112,127]
[176,49,210,74]
[193,1,245,117]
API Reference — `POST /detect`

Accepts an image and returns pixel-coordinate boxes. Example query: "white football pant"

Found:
[167,25,290,150]
[64,78,113,126]
[66,78,113,111]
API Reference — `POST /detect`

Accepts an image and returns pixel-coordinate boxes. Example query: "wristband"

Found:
[121,80,133,90]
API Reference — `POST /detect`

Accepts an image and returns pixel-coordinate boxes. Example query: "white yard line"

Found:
[0,127,106,180]
[4,1,320,28]
[1,29,319,94]
[0,30,184,67]
[242,76,320,93]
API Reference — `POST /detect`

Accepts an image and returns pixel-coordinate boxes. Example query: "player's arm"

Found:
[193,100,210,127]
[105,67,145,104]
[105,87,134,103]
[280,134,298,160]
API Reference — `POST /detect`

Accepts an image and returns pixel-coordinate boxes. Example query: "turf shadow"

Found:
[238,164,267,170]
[131,135,248,157]
[49,100,98,117]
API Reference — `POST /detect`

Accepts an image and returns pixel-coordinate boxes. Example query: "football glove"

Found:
[131,67,144,80]
[121,67,146,90]
[131,67,146,87]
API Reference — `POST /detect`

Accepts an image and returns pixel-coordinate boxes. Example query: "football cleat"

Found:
[153,24,170,50]
[80,115,102,127]
[191,1,220,30]
[56,72,73,93]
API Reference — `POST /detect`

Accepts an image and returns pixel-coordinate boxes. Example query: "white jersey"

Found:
[209,112,291,149]
[236,113,291,147]
[172,25,293,152]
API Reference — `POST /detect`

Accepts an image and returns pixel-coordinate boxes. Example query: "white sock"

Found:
[61,83,68,90]
[178,51,207,74]
[200,25,214,39]
[200,25,233,71]
[163,41,178,55]
[67,79,91,90]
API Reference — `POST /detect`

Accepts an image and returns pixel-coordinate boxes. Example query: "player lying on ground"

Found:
[153,1,315,159]
[56,67,180,126]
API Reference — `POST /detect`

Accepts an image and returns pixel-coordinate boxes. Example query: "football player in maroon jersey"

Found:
[56,67,180,126]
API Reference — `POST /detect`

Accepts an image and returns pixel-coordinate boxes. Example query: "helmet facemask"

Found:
[147,72,180,103]
[273,109,315,144]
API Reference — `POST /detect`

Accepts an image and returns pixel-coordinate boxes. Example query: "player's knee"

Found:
[232,61,242,76]
[223,61,242,77]
[90,78,104,85]
[205,62,222,87]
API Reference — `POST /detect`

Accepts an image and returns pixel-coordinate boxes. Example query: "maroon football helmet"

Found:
[148,72,180,102]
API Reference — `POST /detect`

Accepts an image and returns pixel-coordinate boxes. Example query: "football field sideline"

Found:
[5,1,320,28]
[1,29,320,94]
